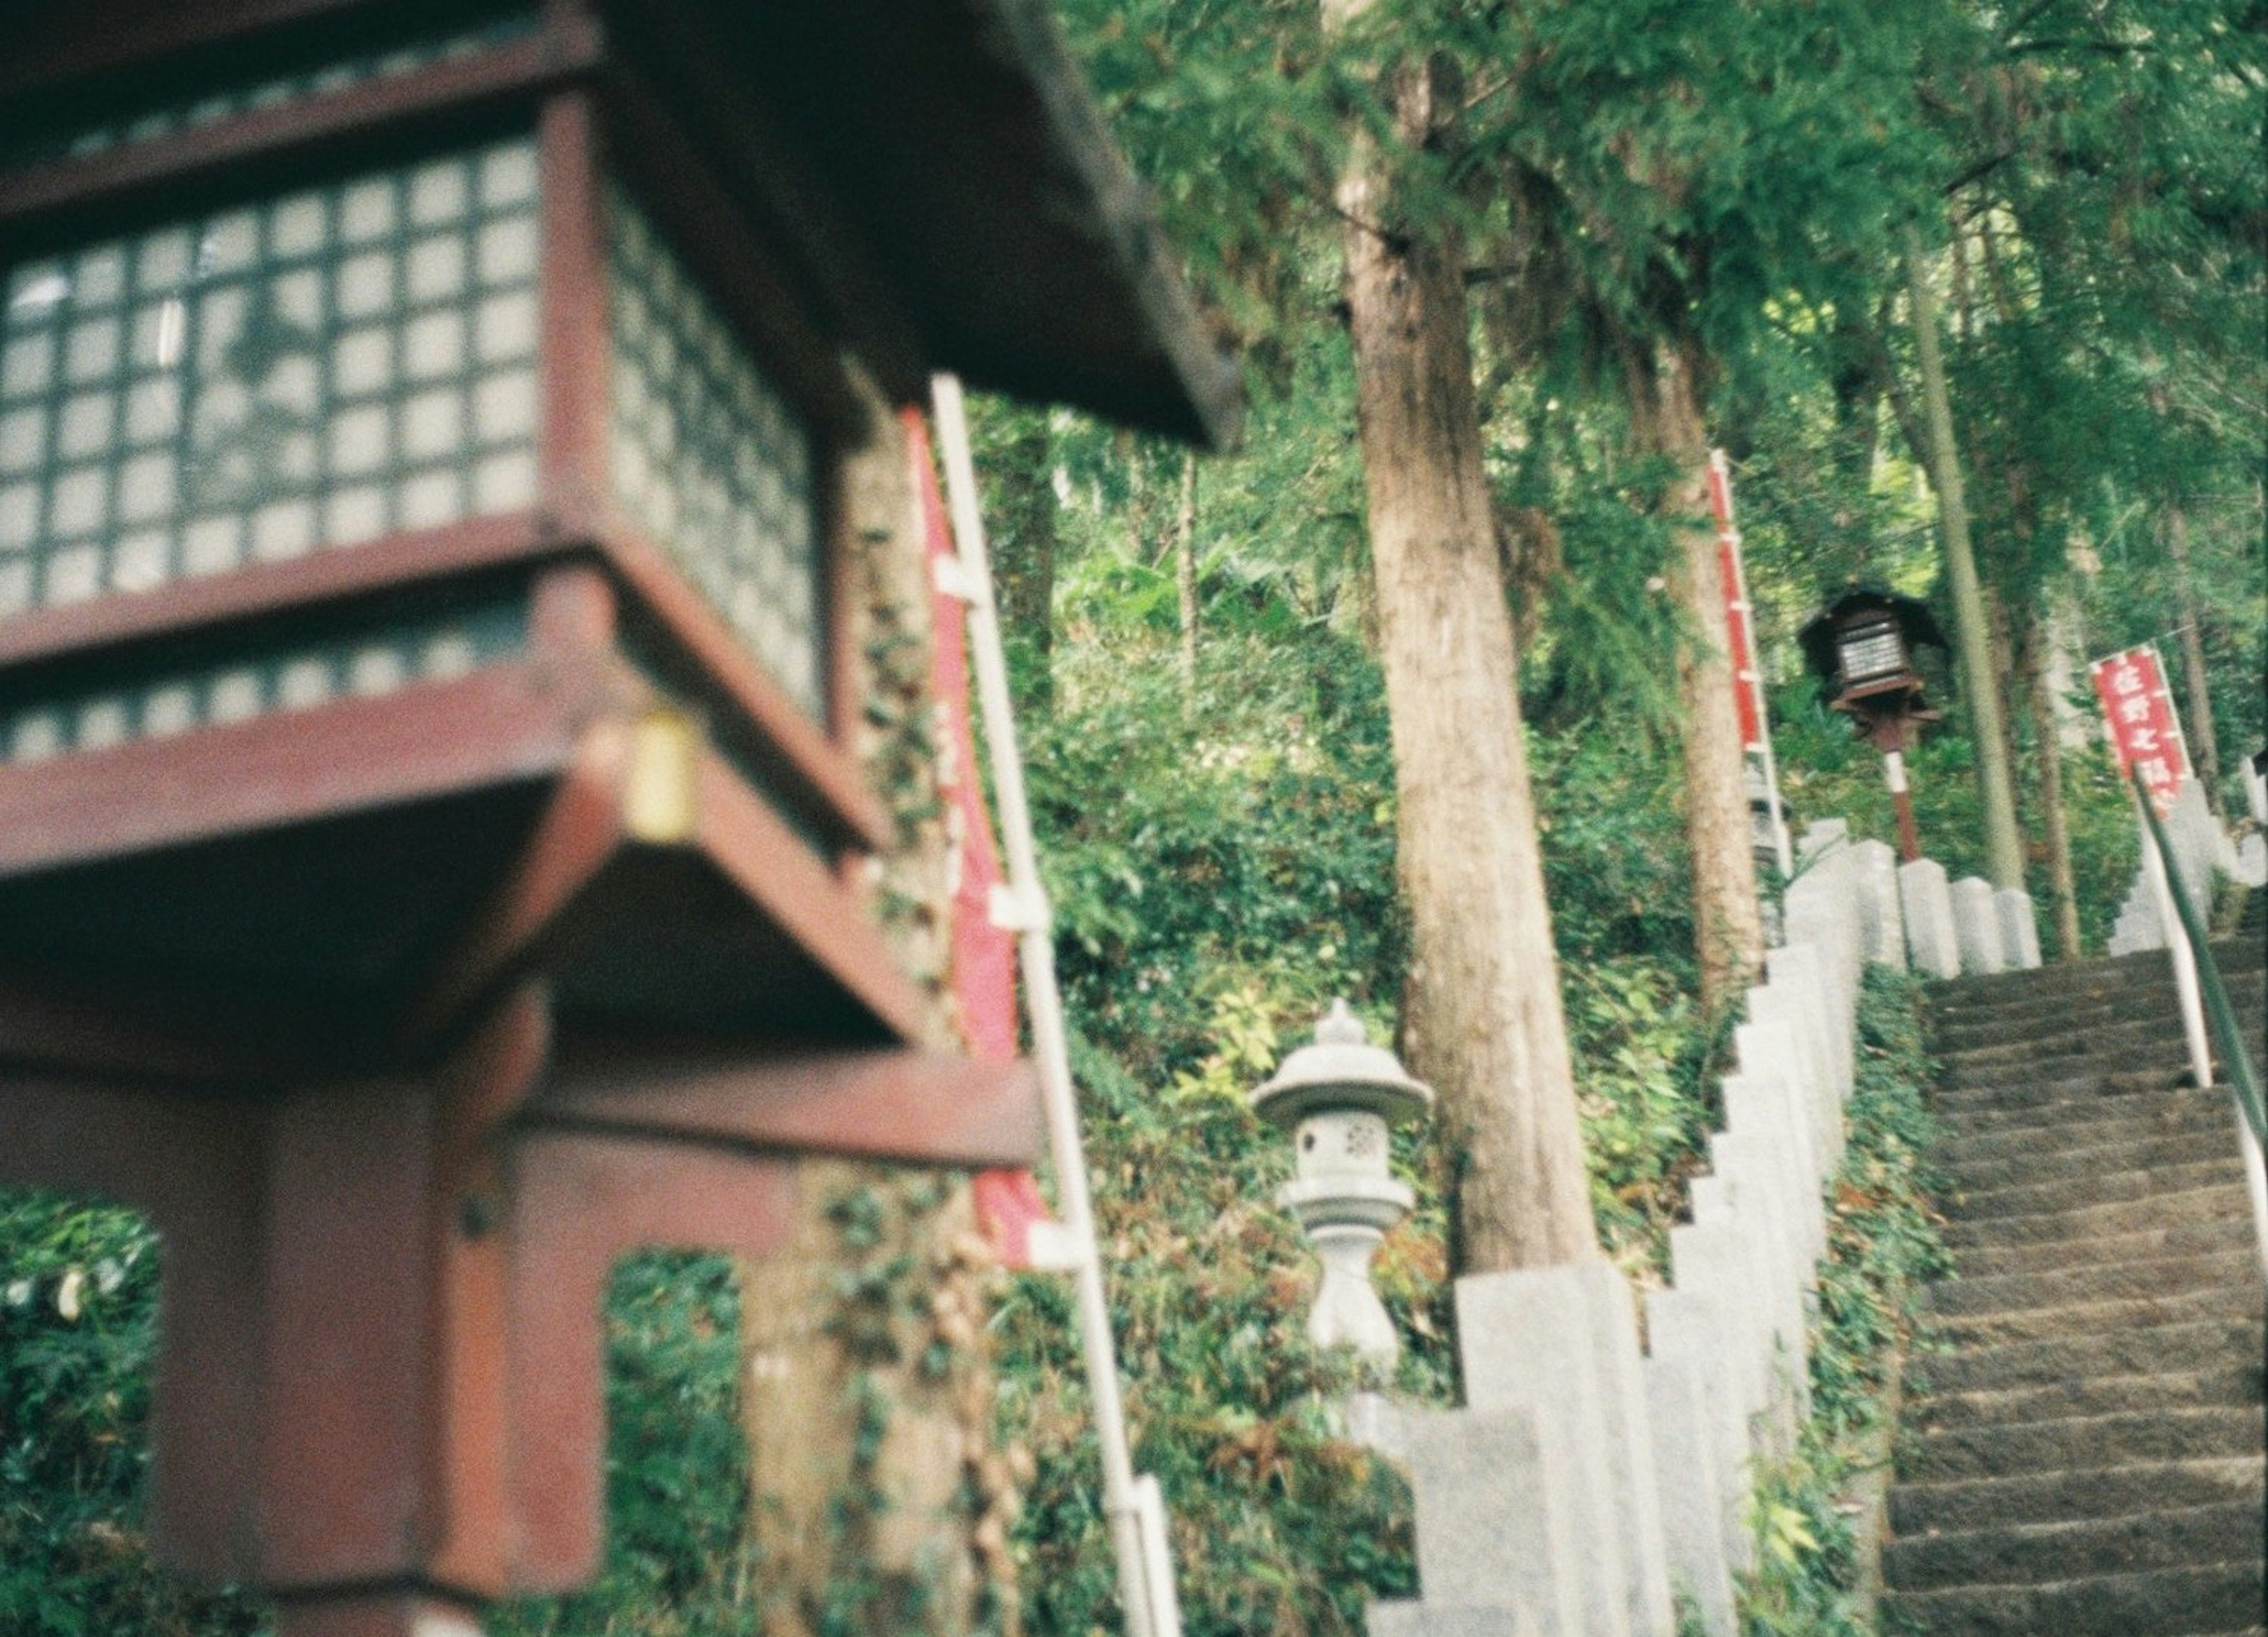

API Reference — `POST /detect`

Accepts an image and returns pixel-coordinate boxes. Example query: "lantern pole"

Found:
[930,373,1178,1637]
[1878,723,1923,863]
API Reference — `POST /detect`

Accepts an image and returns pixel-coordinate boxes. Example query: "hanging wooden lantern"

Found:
[1798,587,1947,753]
[0,5,1235,1633]
[1799,586,1947,861]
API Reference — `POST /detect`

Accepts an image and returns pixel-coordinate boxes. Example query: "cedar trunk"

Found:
[1174,450,1200,703]
[1906,226,2026,890]
[988,416,1057,718]
[1332,40,1598,1273]
[1628,337,1764,1015]
[2021,628,2083,959]
[741,386,1001,1635]
[2164,503,2223,816]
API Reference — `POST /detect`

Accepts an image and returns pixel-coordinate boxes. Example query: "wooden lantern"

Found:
[1799,586,1947,860]
[0,4,1234,1633]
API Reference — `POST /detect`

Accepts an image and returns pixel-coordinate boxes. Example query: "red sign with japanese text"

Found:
[1707,452,1764,751]
[2090,644,2191,817]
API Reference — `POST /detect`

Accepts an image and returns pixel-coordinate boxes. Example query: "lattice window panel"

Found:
[607,190,827,721]
[0,597,526,763]
[0,135,543,620]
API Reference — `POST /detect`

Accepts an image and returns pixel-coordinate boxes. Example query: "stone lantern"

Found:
[1252,1000,1432,1369]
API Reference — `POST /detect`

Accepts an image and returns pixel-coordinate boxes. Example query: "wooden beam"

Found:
[0,511,548,678]
[0,663,575,878]
[0,21,604,252]
[536,1037,1041,1170]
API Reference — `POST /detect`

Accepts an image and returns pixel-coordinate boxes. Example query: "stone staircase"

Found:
[1882,903,2267,1636]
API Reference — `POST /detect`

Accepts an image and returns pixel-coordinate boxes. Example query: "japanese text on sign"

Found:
[2089,644,2191,817]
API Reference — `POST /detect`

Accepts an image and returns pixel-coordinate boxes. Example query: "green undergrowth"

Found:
[1733,966,1951,1636]
[0,1195,260,1637]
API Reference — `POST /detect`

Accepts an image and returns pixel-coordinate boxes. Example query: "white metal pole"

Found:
[930,373,1172,1637]
[2137,794,2214,1091]
[2237,1106,2268,1287]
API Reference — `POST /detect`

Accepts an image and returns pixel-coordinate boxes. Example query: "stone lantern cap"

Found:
[1250,1000,1433,1131]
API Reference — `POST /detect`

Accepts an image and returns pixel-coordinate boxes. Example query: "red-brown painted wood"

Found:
[501,1126,798,1589]
[0,24,602,252]
[537,1038,1039,1170]
[0,665,576,878]
[0,512,545,676]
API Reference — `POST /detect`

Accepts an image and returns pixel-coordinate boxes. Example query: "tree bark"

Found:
[1328,14,1598,1273]
[2019,625,2083,959]
[1174,450,1200,705]
[2163,502,2223,816]
[742,388,1002,1636]
[1986,584,2026,842]
[1625,335,1764,1016]
[986,415,1056,718]
[1905,224,2026,891]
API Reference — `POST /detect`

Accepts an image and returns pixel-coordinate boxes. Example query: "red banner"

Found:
[905,409,1054,1267]
[2090,643,2191,818]
[1707,453,1764,751]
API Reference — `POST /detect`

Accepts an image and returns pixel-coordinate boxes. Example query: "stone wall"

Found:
[1367,821,1920,1635]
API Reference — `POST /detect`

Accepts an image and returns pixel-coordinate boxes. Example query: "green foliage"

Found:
[494,1254,761,1637]
[0,1194,259,1637]
[1735,968,1950,1635]
[993,1069,1430,1637]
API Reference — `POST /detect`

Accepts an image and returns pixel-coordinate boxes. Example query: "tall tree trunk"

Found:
[986,415,1056,718]
[744,387,1000,1636]
[1986,584,2026,841]
[1328,6,1598,1273]
[1626,336,1764,1016]
[1174,450,1200,705]
[2019,626,2083,959]
[2163,502,2223,816]
[1905,224,2026,890]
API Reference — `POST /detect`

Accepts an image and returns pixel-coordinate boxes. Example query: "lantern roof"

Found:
[0,0,1244,449]
[1796,585,1948,685]
[705,0,1243,448]
[1251,1000,1433,1130]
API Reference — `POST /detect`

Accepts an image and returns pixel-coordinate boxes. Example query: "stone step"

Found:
[1932,1024,2268,1088]
[1930,948,2177,1002]
[1930,948,2264,1013]
[1927,1285,2263,1350]
[1922,1249,2264,1319]
[1896,1407,2266,1483]
[1880,1560,2268,1637]
[1908,1366,2266,1433]
[1933,995,2268,1052]
[1888,1457,2265,1535]
[1932,968,2266,1021]
[1940,1160,2247,1225]
[1937,1084,2239,1140]
[1904,1317,2266,1396]
[1883,1497,2267,1593]
[1938,1182,2254,1248]
[1947,1219,2253,1280]
[1943,1104,2238,1166]
[1933,1069,2193,1118]
[1934,1001,2185,1050]
[1942,1131,2240,1195]
[1942,1031,2195,1077]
